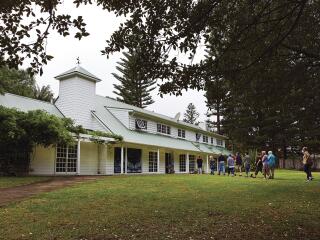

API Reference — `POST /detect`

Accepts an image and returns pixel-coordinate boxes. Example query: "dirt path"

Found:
[0,176,98,207]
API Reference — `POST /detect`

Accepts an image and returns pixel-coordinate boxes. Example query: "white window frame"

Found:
[56,144,77,174]
[157,123,171,135]
[217,139,223,146]
[203,135,208,143]
[189,155,195,172]
[178,129,186,138]
[179,154,186,172]
[149,151,158,172]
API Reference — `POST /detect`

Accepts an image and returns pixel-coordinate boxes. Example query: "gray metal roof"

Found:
[104,96,228,139]
[55,65,101,82]
[93,95,229,155]
[0,93,64,117]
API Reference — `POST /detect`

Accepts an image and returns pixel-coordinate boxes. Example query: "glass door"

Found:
[165,152,174,173]
[56,145,77,174]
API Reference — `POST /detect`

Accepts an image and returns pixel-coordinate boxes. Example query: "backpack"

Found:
[307,154,314,166]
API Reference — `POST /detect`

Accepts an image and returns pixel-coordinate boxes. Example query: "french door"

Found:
[165,152,174,174]
[56,145,77,174]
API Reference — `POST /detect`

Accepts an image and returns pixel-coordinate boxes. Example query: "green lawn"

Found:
[0,170,319,240]
[0,176,50,189]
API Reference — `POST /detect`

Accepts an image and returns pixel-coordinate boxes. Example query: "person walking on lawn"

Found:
[218,153,226,175]
[209,156,216,175]
[235,152,243,176]
[251,154,263,178]
[197,156,203,174]
[267,151,276,179]
[261,151,269,179]
[244,152,251,177]
[227,154,235,176]
[302,147,313,182]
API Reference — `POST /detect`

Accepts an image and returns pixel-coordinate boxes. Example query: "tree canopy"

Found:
[0,66,54,102]
[112,51,156,108]
[183,103,200,125]
[1,0,319,153]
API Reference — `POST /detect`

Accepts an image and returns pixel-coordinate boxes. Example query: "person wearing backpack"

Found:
[302,147,313,182]
[267,151,276,179]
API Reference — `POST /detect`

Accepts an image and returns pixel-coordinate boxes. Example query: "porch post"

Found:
[77,138,81,175]
[125,147,128,174]
[157,148,160,173]
[121,145,124,174]
[186,153,189,173]
[206,155,209,174]
[105,145,108,175]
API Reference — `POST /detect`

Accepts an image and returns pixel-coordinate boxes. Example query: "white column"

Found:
[120,145,124,174]
[157,149,160,173]
[125,147,128,174]
[206,155,209,174]
[77,138,81,175]
[105,145,108,175]
[186,153,190,173]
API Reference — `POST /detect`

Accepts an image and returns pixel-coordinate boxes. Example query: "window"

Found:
[179,154,186,172]
[196,133,201,142]
[157,123,171,135]
[178,129,185,138]
[189,155,195,172]
[211,137,214,144]
[217,139,223,146]
[56,144,77,173]
[203,135,208,143]
[135,119,147,130]
[149,151,158,172]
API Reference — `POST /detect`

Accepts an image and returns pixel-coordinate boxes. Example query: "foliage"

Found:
[0,66,36,96]
[33,85,54,102]
[87,130,123,142]
[1,1,317,83]
[0,106,75,151]
[0,66,54,102]
[112,51,156,108]
[0,171,320,239]
[0,1,89,75]
[205,77,227,134]
[183,103,199,125]
[1,1,319,153]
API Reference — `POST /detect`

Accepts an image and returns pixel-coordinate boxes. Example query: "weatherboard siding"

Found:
[30,145,55,175]
[56,77,103,131]
[79,142,100,175]
[129,116,223,146]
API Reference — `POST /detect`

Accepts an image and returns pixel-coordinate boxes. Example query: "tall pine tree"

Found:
[112,51,156,108]
[205,77,227,135]
[183,103,199,125]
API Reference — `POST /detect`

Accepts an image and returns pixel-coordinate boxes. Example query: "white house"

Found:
[0,66,231,175]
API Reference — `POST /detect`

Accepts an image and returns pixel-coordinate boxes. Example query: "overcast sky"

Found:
[35,2,208,121]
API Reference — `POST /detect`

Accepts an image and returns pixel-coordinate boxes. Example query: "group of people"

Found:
[197,151,276,180]
[195,147,315,182]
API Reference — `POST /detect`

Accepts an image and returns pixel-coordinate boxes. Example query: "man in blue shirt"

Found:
[267,151,276,179]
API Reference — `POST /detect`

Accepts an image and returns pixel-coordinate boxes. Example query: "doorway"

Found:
[165,152,174,174]
[114,147,142,173]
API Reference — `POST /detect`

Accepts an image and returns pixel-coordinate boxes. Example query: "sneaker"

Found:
[306,179,310,182]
